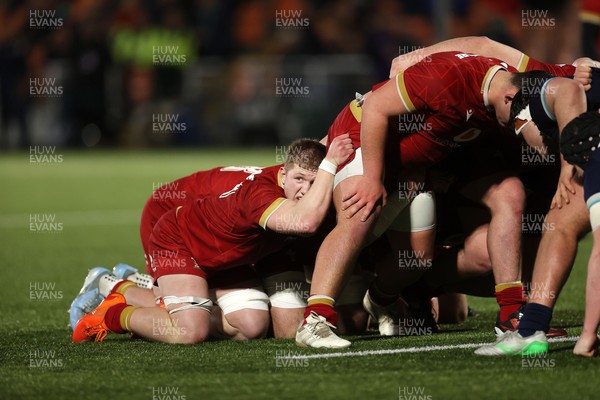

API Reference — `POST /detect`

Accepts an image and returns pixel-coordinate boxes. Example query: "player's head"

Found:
[507,71,554,130]
[502,70,554,129]
[280,138,326,201]
[560,111,600,170]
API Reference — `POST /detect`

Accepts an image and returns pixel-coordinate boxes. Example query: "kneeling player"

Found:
[71,136,352,344]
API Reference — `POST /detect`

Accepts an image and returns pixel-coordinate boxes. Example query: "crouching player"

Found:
[561,112,600,357]
[71,135,353,343]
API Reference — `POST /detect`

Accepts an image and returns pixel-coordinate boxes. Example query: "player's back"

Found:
[176,165,287,269]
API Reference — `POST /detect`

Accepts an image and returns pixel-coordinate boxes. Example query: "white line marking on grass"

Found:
[280,336,579,360]
[0,209,141,228]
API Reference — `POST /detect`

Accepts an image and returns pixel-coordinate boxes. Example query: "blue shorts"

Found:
[584,148,600,206]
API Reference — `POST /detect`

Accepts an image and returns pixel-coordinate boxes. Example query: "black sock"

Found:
[517,303,552,337]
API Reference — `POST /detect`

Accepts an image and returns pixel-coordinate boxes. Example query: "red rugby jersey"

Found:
[145,166,282,221]
[174,165,289,269]
[517,54,575,76]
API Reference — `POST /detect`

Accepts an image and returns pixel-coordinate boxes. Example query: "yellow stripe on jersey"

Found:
[175,205,183,219]
[349,99,362,122]
[259,197,287,229]
[396,73,416,113]
[580,11,600,25]
[517,53,530,72]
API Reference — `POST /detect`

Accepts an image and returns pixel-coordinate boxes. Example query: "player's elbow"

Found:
[475,36,493,47]
[299,217,320,235]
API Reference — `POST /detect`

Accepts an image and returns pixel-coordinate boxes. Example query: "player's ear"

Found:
[280,166,287,187]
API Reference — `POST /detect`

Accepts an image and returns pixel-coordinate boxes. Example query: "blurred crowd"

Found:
[0,0,597,148]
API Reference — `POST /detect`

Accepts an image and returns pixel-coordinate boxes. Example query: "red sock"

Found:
[104,303,130,333]
[304,294,338,325]
[496,284,526,321]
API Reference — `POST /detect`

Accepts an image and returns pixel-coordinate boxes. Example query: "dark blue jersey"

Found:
[584,147,600,208]
[530,67,600,142]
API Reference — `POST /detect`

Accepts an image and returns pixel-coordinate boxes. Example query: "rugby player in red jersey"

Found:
[296,44,580,347]
[71,135,353,344]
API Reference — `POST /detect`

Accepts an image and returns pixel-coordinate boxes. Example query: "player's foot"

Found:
[69,289,103,329]
[494,305,567,338]
[113,263,138,279]
[72,293,126,343]
[573,334,600,358]
[67,267,110,329]
[474,330,548,356]
[295,311,351,349]
[113,263,154,289]
[363,292,407,336]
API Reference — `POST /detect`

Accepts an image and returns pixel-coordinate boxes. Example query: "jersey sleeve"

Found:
[520,54,575,76]
[242,181,287,230]
[395,60,463,113]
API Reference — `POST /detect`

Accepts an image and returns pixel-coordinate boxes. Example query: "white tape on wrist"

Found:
[319,159,337,175]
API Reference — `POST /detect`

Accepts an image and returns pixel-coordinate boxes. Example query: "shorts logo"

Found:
[466,109,473,121]
[454,128,481,142]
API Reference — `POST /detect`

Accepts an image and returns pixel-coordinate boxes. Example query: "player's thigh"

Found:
[545,184,591,237]
[334,176,379,238]
[156,273,212,341]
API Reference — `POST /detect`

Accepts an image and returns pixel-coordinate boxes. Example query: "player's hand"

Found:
[551,163,576,209]
[340,176,387,221]
[573,60,593,91]
[325,133,354,167]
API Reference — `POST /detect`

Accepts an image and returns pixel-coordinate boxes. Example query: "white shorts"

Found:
[262,271,308,309]
[334,146,435,235]
[374,191,436,235]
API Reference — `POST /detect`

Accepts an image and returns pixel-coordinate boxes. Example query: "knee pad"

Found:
[216,288,269,315]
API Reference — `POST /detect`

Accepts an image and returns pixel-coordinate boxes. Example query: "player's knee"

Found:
[485,177,525,214]
[545,208,591,239]
[168,323,210,344]
[229,310,270,340]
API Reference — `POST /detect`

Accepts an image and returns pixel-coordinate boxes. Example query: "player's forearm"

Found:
[285,167,335,234]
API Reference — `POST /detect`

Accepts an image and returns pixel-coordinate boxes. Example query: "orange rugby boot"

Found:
[72,293,126,343]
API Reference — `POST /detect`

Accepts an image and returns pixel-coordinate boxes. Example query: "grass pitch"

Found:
[0,149,597,400]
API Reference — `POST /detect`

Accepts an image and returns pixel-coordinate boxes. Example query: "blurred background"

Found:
[1,0,598,149]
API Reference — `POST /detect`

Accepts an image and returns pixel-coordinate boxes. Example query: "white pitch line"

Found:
[0,209,141,228]
[278,336,580,360]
